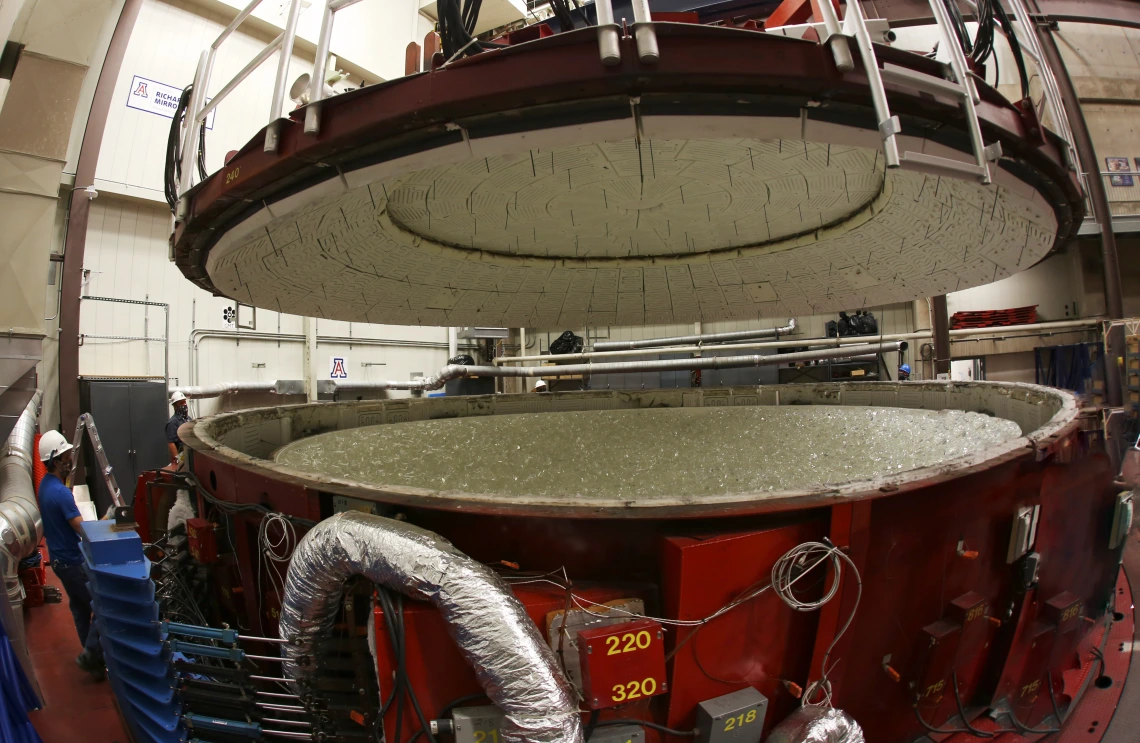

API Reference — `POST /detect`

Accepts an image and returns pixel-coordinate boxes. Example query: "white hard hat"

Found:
[170,391,187,404]
[38,430,73,463]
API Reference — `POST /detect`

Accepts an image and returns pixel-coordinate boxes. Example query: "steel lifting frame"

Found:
[804,0,1003,183]
[67,413,125,508]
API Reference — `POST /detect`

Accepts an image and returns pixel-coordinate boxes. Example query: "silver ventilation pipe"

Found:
[766,706,865,743]
[279,512,581,743]
[0,392,45,706]
[340,340,907,391]
[0,392,44,604]
[593,319,797,351]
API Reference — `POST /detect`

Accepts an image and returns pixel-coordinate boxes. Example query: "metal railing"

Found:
[175,0,1083,215]
[1100,172,1140,218]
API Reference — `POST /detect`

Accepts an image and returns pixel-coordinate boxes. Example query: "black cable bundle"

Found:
[374,588,437,743]
[164,84,195,213]
[991,0,1031,98]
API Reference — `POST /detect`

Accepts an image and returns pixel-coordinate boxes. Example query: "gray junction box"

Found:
[452,705,505,743]
[695,687,769,743]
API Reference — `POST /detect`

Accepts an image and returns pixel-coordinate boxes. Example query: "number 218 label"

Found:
[724,709,758,731]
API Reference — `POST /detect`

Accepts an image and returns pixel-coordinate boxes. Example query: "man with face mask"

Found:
[37,430,103,679]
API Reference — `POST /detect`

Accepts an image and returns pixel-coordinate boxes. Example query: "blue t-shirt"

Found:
[38,473,83,565]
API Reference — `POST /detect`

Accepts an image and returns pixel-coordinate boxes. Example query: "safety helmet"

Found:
[170,391,187,405]
[38,430,73,463]
[900,364,912,374]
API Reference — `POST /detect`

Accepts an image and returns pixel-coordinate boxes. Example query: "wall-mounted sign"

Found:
[127,75,216,129]
[1106,156,1133,187]
[330,356,349,379]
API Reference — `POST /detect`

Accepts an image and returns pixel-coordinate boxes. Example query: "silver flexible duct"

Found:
[0,392,43,603]
[343,340,906,391]
[279,512,581,743]
[766,706,865,743]
[593,318,797,350]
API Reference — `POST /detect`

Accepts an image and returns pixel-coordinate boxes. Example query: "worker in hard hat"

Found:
[166,391,193,466]
[37,430,103,679]
[899,363,912,381]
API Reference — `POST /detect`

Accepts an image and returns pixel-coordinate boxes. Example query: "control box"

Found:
[577,618,666,710]
[186,518,217,563]
[695,687,768,743]
[589,724,645,743]
[452,705,504,743]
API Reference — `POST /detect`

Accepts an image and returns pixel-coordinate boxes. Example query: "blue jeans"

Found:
[51,561,102,659]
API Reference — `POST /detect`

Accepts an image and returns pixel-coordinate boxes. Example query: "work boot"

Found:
[75,651,105,680]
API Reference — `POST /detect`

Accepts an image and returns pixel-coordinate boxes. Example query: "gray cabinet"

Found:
[78,379,170,514]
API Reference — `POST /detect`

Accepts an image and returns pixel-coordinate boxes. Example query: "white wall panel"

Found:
[79,196,450,417]
[97,0,317,198]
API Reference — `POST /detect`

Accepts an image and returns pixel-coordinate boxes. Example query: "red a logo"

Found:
[133,81,148,97]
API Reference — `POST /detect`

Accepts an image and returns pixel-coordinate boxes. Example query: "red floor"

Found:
[24,564,130,743]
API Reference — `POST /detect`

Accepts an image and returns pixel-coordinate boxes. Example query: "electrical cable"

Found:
[951,670,1017,737]
[594,719,696,737]
[1005,673,1061,735]
[164,84,194,213]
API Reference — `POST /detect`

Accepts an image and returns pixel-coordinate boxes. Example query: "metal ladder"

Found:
[822,0,1002,184]
[66,413,125,508]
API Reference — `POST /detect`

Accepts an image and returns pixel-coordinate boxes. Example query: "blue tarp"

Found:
[0,610,42,743]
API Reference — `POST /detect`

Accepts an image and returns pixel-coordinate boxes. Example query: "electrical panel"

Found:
[452,705,504,743]
[588,724,645,743]
[577,618,666,710]
[695,687,768,743]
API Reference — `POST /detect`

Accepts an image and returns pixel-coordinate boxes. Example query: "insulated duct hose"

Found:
[0,393,43,604]
[278,511,582,743]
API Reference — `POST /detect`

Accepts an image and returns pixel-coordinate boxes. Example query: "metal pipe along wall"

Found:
[592,319,797,351]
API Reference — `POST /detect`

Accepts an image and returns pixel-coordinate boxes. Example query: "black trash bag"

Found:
[851,310,878,336]
[825,320,838,338]
[549,331,584,355]
[837,311,854,337]
[447,354,475,366]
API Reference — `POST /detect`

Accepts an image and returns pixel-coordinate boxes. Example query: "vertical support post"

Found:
[178,52,209,199]
[1034,22,1123,415]
[595,0,620,66]
[932,295,951,378]
[925,0,991,183]
[303,317,317,402]
[405,42,422,74]
[843,0,899,167]
[813,0,853,72]
[305,0,335,135]
[265,0,304,152]
[629,0,658,64]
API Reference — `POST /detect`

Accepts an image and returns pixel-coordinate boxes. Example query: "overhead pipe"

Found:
[593,319,797,351]
[499,319,1101,364]
[279,512,581,743]
[343,341,907,391]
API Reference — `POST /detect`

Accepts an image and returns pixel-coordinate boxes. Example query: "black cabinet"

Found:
[78,379,170,515]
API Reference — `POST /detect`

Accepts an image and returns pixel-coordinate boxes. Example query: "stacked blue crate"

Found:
[80,521,183,743]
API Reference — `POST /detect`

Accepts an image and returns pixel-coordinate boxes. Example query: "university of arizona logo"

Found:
[330,357,348,379]
[132,80,148,97]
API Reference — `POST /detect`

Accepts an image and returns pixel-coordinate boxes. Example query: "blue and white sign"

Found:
[127,75,215,129]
